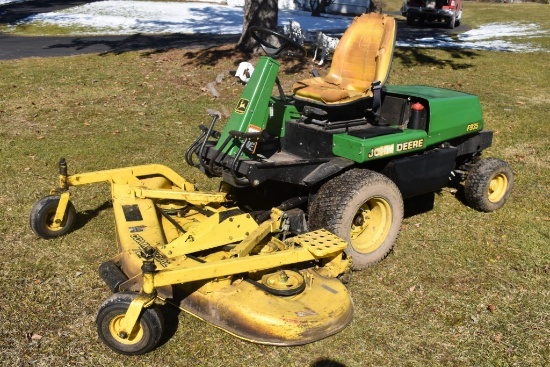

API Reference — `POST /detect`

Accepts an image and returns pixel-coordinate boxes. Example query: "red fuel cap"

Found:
[412,102,424,111]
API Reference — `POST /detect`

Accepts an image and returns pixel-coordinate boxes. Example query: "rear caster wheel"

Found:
[29,195,76,239]
[464,158,513,212]
[96,292,164,355]
[309,169,404,270]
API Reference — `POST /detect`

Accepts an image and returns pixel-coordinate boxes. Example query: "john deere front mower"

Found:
[30,13,513,355]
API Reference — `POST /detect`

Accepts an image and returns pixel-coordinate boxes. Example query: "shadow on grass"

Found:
[73,200,112,232]
[310,359,347,367]
[182,44,250,68]
[181,45,312,77]
[449,175,469,207]
[157,298,182,349]
[394,48,480,70]
[395,17,469,32]
[42,33,241,57]
[404,192,436,219]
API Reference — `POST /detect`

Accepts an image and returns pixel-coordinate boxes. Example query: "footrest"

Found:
[292,229,348,257]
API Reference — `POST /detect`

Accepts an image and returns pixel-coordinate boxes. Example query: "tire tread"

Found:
[464,158,513,212]
[309,169,404,270]
[96,292,164,355]
[29,195,76,239]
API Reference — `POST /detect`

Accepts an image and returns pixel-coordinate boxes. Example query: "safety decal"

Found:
[122,204,143,222]
[130,234,170,267]
[245,124,262,154]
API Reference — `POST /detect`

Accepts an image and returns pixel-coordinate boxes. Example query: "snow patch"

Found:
[226,0,303,9]
[398,23,549,52]
[0,0,28,4]
[23,1,352,35]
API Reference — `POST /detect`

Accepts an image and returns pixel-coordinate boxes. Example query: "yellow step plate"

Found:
[292,229,348,257]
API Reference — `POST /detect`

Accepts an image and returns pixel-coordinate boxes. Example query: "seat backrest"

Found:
[325,13,396,92]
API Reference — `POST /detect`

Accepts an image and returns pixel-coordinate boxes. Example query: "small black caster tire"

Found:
[464,158,513,212]
[29,195,76,239]
[96,292,164,355]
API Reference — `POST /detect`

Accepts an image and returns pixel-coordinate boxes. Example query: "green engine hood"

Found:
[385,85,484,146]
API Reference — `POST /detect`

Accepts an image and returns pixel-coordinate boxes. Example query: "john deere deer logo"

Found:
[235,98,249,114]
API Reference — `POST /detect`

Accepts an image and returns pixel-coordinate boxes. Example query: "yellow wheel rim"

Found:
[44,211,63,231]
[350,197,392,254]
[488,173,508,203]
[109,315,144,345]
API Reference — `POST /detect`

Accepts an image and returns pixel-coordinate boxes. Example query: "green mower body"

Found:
[189,56,493,201]
[187,29,512,271]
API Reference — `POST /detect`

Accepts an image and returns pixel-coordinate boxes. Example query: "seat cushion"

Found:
[293,75,370,103]
[293,13,395,105]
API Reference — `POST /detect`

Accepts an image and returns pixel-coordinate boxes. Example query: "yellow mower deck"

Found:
[32,159,353,354]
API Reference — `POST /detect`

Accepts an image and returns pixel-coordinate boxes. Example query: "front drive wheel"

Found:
[309,169,404,271]
[29,195,76,239]
[464,158,513,212]
[96,292,164,355]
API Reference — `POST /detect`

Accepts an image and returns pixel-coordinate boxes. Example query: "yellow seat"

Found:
[293,13,396,105]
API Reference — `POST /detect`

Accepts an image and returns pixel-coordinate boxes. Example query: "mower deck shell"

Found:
[171,273,354,345]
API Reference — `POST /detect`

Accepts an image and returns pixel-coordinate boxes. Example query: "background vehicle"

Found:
[403,0,463,29]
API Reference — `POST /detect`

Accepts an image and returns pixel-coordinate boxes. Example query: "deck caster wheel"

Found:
[464,158,513,212]
[96,292,164,355]
[29,195,76,239]
[309,169,404,270]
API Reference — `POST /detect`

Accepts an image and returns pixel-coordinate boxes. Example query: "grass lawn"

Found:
[1,2,549,366]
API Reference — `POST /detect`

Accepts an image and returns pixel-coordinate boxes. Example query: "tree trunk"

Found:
[236,0,278,53]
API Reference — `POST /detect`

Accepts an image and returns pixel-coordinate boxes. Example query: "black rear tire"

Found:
[464,158,513,212]
[447,14,456,29]
[96,292,164,355]
[29,195,76,239]
[309,169,404,270]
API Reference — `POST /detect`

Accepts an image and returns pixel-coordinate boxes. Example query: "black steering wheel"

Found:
[249,26,306,59]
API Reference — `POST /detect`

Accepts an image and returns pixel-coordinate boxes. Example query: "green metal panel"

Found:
[270,98,300,138]
[385,85,484,146]
[333,129,428,163]
[216,56,280,156]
